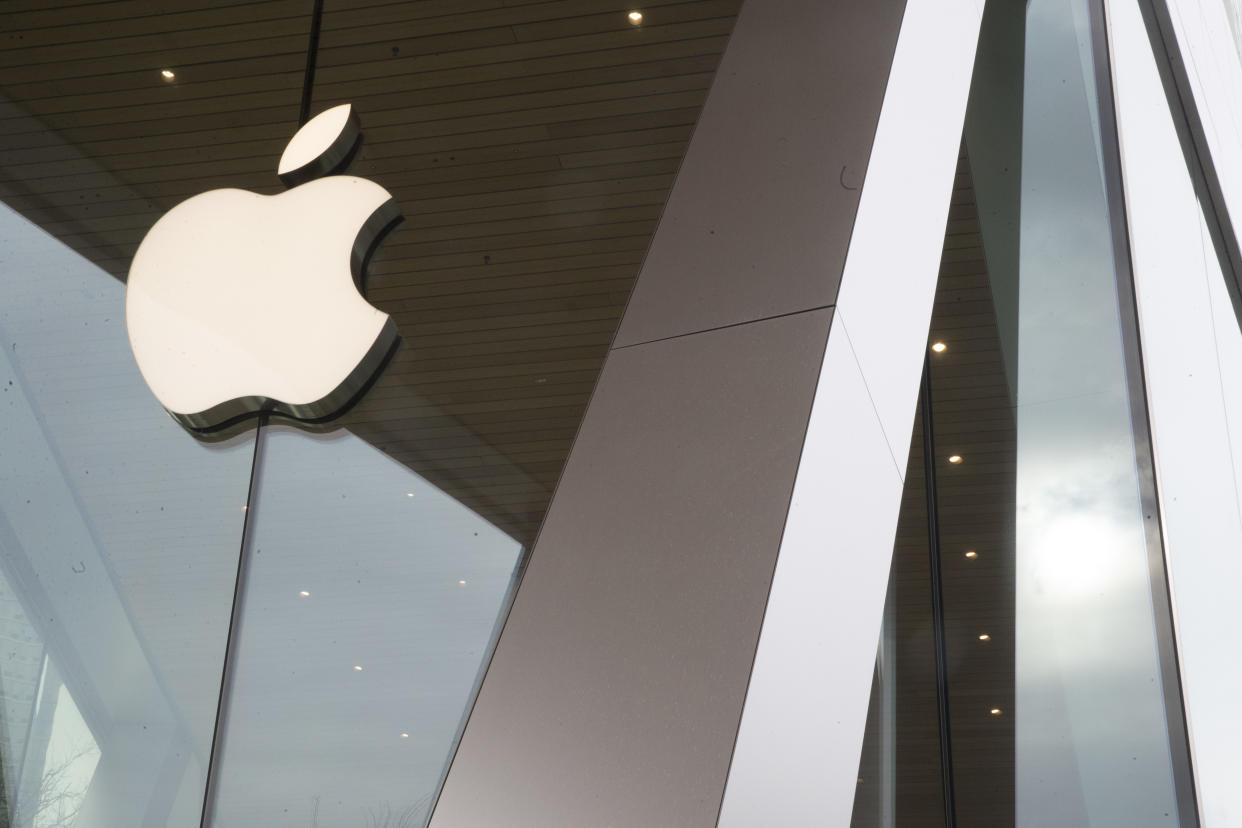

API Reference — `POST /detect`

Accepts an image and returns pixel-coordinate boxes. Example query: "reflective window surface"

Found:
[853,0,1195,824]
[0,201,255,825]
[2,1,739,824]
[208,425,522,827]
[1010,1,1182,822]
[1110,0,1242,821]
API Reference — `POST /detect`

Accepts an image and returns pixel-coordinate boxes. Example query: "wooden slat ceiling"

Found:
[0,0,744,545]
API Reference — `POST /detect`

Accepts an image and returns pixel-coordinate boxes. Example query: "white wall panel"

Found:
[833,0,986,468]
[717,0,984,822]
[1162,0,1242,266]
[1109,1,1242,823]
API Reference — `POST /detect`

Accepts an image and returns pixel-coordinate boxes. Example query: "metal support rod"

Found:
[920,356,958,828]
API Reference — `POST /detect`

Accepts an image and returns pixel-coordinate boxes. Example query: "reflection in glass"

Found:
[209,426,523,827]
[0,201,256,826]
[1007,1,1181,823]
[851,396,944,828]
[855,0,1195,824]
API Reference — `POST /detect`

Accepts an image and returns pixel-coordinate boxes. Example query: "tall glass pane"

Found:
[0,199,255,826]
[937,0,1190,823]
[850,395,945,828]
[1010,0,1181,822]
[208,426,522,827]
[857,0,1196,823]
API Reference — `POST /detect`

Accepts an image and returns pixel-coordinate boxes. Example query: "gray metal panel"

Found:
[429,308,832,828]
[611,0,907,348]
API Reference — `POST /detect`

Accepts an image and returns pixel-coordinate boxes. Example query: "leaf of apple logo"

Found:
[126,104,402,433]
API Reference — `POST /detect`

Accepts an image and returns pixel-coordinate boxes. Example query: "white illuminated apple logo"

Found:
[126,103,401,432]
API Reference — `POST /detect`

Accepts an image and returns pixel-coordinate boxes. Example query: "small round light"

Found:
[161,69,176,80]
[990,707,1003,716]
[400,732,409,739]
[978,633,990,641]
[353,665,363,671]
[627,10,643,24]
[965,550,978,559]
[406,492,414,498]
[298,590,310,597]
[458,579,467,585]
[931,342,947,353]
[947,455,963,464]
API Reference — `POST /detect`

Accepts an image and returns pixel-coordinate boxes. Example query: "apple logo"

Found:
[125,103,402,433]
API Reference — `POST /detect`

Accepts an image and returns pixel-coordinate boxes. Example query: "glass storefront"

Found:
[0,201,255,825]
[851,0,1199,824]
[208,425,522,827]
[5,0,1240,824]
[0,2,739,825]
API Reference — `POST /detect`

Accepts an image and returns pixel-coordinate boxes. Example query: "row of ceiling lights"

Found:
[933,339,1003,719]
[158,11,649,82]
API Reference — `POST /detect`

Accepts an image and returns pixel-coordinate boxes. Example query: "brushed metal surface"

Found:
[430,308,832,827]
[612,0,907,348]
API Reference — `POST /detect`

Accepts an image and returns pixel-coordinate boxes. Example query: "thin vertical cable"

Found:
[920,356,958,828]
[299,0,326,126]
[198,419,266,828]
[199,3,325,824]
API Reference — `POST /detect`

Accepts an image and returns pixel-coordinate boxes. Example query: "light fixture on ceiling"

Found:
[458,580,467,585]
[353,665,363,671]
[628,10,643,24]
[947,455,962,464]
[400,732,409,739]
[161,69,176,81]
[298,590,310,597]
[990,708,1003,716]
[964,550,978,559]
[978,633,990,641]
[931,341,947,353]
[406,492,414,497]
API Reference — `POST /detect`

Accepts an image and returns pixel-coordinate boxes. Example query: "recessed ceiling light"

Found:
[298,590,310,597]
[353,665,363,671]
[161,69,176,80]
[458,579,467,585]
[948,455,962,464]
[628,10,643,24]
[978,633,990,641]
[965,550,978,559]
[400,732,409,738]
[931,342,947,353]
[406,492,414,497]
[990,708,1003,715]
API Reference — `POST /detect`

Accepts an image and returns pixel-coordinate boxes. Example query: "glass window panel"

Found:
[936,0,1189,823]
[0,200,255,826]
[857,0,1197,823]
[850,398,945,828]
[208,425,522,827]
[1109,0,1242,820]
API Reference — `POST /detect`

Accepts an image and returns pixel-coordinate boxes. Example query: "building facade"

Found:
[1,0,1241,825]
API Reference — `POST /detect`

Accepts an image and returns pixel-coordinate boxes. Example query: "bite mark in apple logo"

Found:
[125,103,402,433]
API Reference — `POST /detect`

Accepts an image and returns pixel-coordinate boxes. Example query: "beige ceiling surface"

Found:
[0,0,744,544]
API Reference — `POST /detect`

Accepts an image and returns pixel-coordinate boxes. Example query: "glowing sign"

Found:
[126,104,400,432]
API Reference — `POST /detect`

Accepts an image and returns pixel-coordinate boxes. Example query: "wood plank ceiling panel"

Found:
[0,0,743,545]
[315,0,742,543]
